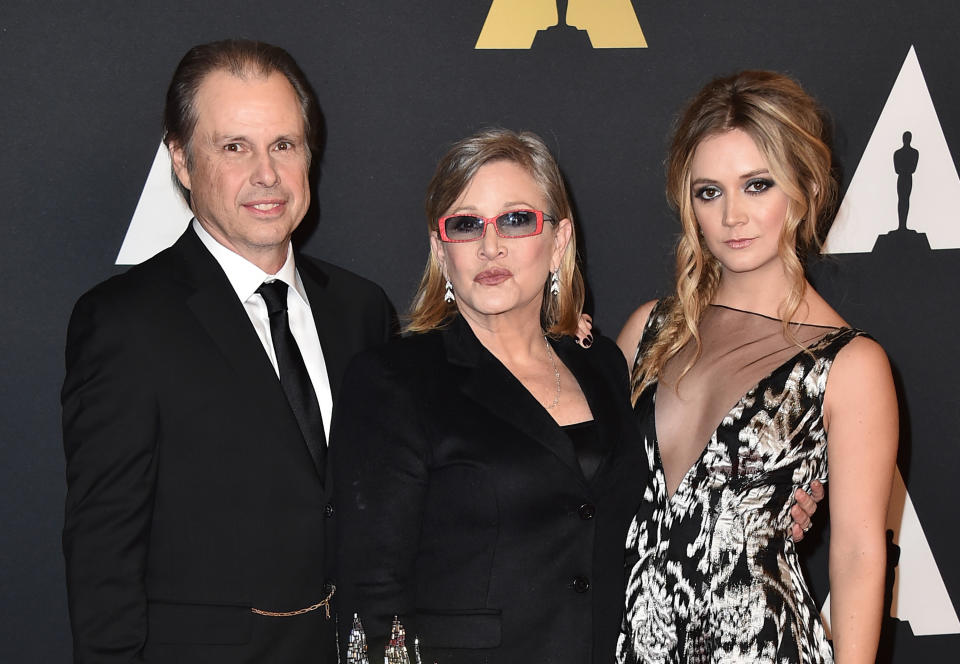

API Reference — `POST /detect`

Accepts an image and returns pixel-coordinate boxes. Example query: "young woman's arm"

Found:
[615,300,659,366]
[823,336,899,663]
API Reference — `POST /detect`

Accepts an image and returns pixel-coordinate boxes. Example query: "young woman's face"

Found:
[689,128,791,276]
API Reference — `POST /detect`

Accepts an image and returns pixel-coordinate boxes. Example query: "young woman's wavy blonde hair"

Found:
[631,70,838,403]
[406,128,585,337]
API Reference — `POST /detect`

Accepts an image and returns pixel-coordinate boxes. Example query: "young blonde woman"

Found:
[615,71,898,663]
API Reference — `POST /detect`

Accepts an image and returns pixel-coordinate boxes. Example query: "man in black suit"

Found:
[61,40,394,663]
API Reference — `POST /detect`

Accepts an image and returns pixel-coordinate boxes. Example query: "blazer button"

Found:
[324,503,335,518]
[572,576,590,593]
[578,503,596,520]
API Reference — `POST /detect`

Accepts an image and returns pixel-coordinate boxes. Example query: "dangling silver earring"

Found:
[549,270,560,297]
[444,278,455,303]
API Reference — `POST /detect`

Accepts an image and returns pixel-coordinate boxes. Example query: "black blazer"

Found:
[62,229,394,664]
[332,316,648,664]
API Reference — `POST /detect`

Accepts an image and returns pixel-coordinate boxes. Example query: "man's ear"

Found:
[169,142,192,191]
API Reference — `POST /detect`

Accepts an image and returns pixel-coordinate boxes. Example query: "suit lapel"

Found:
[443,318,582,479]
[171,230,321,484]
[296,258,343,489]
[296,257,350,406]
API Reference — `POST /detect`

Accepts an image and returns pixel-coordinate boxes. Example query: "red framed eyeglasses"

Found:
[437,209,554,243]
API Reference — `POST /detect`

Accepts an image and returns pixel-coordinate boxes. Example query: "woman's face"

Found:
[689,128,791,277]
[431,160,571,329]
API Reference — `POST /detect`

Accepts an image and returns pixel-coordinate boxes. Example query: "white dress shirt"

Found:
[193,219,333,444]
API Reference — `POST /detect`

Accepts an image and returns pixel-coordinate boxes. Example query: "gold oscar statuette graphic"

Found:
[475,0,647,49]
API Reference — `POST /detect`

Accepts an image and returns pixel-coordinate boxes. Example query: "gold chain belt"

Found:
[251,584,335,619]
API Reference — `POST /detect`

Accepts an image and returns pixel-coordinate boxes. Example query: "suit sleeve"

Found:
[371,284,399,343]
[331,349,428,656]
[61,291,157,663]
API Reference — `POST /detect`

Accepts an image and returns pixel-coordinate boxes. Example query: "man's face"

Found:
[171,70,311,273]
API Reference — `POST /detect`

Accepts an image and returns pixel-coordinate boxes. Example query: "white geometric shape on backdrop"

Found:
[116,142,192,265]
[824,45,960,253]
[820,467,960,636]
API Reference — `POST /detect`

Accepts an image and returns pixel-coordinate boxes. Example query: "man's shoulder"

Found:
[296,253,385,298]
[73,244,184,311]
[345,331,443,380]
[296,253,395,337]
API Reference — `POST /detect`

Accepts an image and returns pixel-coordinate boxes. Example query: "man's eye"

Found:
[276,141,293,151]
[224,143,241,152]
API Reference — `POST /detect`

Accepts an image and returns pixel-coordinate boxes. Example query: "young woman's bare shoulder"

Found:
[824,334,895,425]
[616,299,659,364]
[831,334,891,380]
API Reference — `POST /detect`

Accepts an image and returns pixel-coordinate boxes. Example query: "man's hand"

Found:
[790,480,825,541]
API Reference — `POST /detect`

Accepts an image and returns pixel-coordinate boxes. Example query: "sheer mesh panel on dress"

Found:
[655,304,839,497]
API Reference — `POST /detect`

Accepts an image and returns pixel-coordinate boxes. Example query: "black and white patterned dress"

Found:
[617,303,865,663]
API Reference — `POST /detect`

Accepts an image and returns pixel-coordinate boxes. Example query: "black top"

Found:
[562,419,602,481]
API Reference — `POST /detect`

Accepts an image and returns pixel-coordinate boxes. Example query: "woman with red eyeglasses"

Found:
[332,128,649,663]
[330,128,818,663]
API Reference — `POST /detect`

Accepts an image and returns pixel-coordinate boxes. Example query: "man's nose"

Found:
[251,151,280,187]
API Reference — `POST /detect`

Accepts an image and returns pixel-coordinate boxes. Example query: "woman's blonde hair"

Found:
[406,128,585,337]
[632,70,838,402]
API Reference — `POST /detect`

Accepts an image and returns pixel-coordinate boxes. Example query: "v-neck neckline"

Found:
[651,326,850,502]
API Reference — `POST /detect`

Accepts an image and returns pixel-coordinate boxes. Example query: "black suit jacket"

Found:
[332,316,647,663]
[62,229,394,664]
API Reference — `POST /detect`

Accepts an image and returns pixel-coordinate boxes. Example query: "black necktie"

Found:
[257,280,327,477]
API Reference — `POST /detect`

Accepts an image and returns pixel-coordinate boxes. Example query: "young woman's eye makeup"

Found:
[694,184,722,201]
[693,175,775,201]
[745,177,775,194]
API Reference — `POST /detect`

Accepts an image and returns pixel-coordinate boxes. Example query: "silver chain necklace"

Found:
[543,336,561,409]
